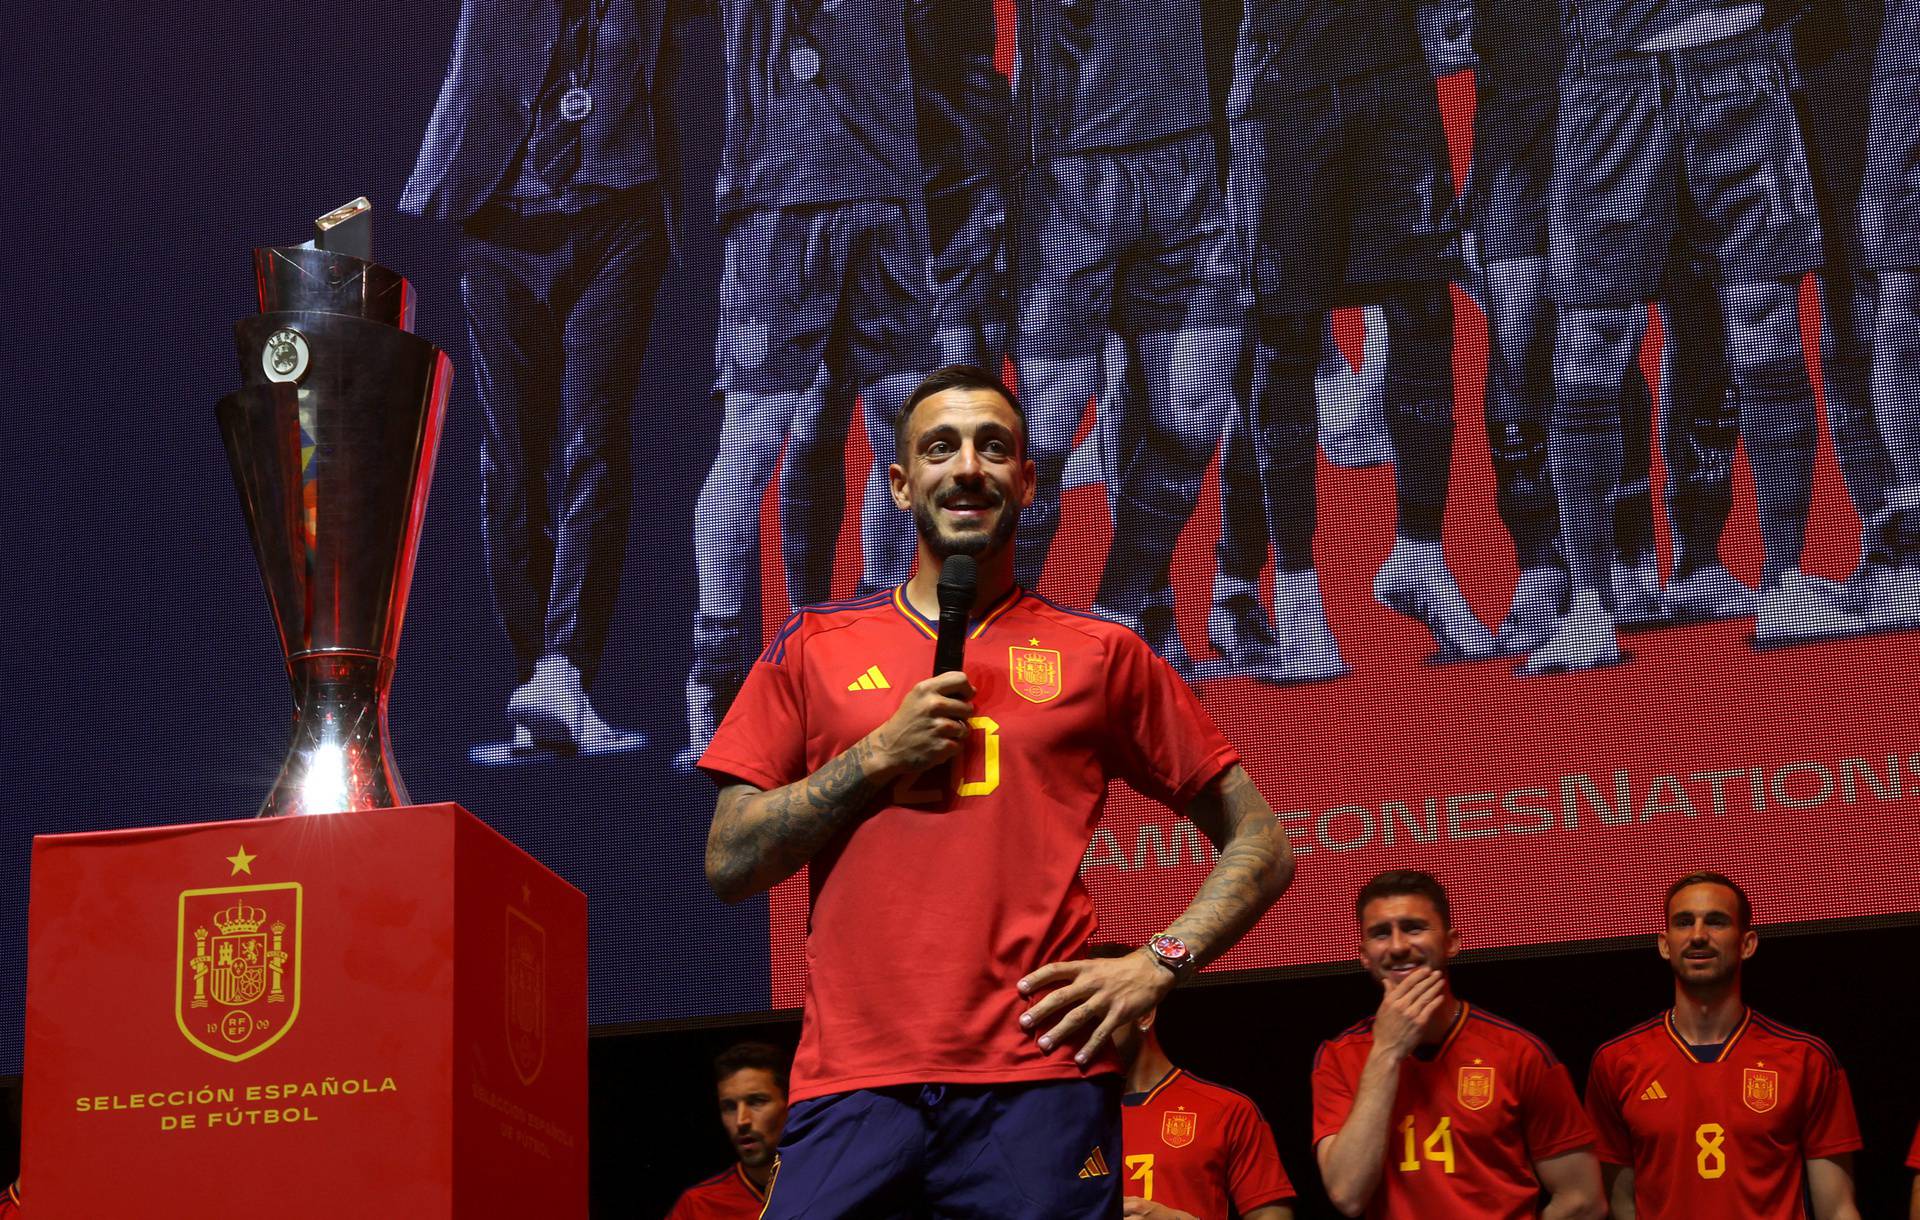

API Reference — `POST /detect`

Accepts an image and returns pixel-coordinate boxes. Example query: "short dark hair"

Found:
[713,1041,789,1096]
[1664,871,1752,929]
[893,364,1027,461]
[1354,869,1452,929]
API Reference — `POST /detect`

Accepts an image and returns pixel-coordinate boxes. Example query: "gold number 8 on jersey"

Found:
[1695,1122,1727,1179]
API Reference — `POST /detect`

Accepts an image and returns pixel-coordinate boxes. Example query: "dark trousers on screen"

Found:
[457,188,668,690]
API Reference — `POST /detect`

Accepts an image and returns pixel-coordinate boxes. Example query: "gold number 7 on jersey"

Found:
[1125,1153,1154,1200]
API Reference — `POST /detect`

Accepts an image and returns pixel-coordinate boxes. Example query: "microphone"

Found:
[933,555,977,676]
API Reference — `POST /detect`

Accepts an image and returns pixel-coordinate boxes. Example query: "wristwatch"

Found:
[1145,933,1196,982]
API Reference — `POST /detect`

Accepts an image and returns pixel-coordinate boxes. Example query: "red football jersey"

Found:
[1123,1067,1296,1216]
[1908,1119,1920,1172]
[1585,1009,1862,1219]
[1312,1003,1595,1220]
[702,587,1239,1102]
[665,1165,767,1220]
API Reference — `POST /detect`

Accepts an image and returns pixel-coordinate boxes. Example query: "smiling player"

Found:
[699,365,1293,1217]
[1313,870,1603,1219]
[1585,872,1863,1219]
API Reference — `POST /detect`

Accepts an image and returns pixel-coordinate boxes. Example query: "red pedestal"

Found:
[21,803,586,1219]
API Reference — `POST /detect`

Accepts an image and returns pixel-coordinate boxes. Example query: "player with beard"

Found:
[677,0,937,771]
[1313,870,1603,1219]
[1863,0,1920,626]
[1229,0,1496,675]
[698,365,1293,1216]
[1531,0,1863,673]
[667,1042,792,1219]
[1585,872,1863,1218]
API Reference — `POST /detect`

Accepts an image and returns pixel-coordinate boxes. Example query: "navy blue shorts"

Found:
[1548,28,1825,307]
[1468,76,1556,262]
[761,1078,1123,1219]
[1014,131,1241,359]
[1227,61,1462,317]
[716,200,934,397]
[1861,55,1920,271]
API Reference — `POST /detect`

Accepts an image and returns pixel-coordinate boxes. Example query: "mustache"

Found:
[937,488,1004,508]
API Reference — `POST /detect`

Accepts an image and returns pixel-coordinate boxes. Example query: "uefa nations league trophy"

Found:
[217,199,452,816]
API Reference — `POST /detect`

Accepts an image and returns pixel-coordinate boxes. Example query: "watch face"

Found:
[1150,934,1189,961]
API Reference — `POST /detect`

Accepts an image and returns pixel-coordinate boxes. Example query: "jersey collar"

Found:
[891,583,1023,641]
[736,1163,767,1202]
[1411,1001,1470,1062]
[1122,1066,1184,1107]
[1663,1006,1751,1063]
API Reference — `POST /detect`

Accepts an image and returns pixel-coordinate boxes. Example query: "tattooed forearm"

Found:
[705,736,893,903]
[1164,764,1294,967]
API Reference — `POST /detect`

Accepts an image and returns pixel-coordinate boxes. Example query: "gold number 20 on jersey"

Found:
[892,716,1001,802]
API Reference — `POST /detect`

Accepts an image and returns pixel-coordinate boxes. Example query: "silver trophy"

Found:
[217,199,453,816]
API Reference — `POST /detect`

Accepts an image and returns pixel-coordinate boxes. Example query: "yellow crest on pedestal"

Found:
[506,905,548,1086]
[176,882,302,1063]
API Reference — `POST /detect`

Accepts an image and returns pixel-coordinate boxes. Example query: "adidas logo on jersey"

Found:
[1640,1080,1668,1101]
[1077,1147,1111,1179]
[846,665,891,692]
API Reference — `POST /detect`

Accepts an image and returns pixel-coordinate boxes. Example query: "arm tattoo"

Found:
[705,736,889,902]
[1164,765,1294,966]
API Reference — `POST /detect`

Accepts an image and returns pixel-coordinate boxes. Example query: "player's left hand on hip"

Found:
[1016,950,1173,1066]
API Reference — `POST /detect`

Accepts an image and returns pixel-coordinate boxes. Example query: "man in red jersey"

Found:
[1081,944,1295,1220]
[700,364,1294,1218]
[666,1042,791,1220]
[1585,872,1862,1219]
[1312,870,1603,1219]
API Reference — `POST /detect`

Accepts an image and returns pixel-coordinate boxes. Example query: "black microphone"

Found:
[933,555,978,676]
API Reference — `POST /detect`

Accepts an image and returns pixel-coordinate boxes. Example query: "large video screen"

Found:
[6,0,1919,1073]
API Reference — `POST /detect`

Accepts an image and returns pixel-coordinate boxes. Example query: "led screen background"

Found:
[4,0,1918,1079]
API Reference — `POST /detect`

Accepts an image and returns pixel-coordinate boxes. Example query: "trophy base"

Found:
[260,651,409,817]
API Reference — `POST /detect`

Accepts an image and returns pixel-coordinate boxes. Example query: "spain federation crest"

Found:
[176,882,302,1063]
[1742,1067,1780,1113]
[506,905,547,1086]
[1008,645,1061,704]
[1458,1064,1496,1111]
[1161,1108,1198,1148]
